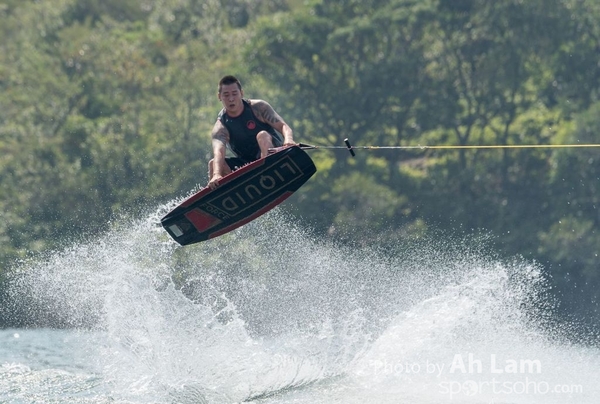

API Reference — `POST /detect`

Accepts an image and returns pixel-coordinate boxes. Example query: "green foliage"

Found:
[2,0,600,325]
[539,216,600,283]
[327,171,408,233]
[538,215,600,318]
[64,0,150,25]
[548,102,600,224]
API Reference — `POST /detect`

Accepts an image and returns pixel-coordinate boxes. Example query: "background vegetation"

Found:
[1,0,600,331]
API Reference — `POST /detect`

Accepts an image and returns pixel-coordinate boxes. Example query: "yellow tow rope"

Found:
[298,139,600,156]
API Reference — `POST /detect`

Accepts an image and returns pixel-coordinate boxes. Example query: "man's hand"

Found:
[208,174,223,190]
[268,142,298,155]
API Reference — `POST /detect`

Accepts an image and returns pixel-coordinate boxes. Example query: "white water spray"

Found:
[4,207,600,403]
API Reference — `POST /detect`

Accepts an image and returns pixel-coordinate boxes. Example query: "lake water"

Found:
[2,207,599,403]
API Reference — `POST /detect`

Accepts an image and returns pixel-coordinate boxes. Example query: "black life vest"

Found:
[218,99,281,160]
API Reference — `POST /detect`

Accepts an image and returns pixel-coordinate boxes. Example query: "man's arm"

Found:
[208,121,230,189]
[251,99,295,145]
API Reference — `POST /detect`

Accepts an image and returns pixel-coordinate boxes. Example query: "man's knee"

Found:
[256,131,273,145]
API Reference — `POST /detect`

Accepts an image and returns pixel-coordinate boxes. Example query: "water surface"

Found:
[2,208,599,403]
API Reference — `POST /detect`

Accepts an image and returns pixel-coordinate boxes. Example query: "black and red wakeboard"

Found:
[161,145,316,245]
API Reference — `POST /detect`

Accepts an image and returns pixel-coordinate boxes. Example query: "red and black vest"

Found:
[218,99,281,160]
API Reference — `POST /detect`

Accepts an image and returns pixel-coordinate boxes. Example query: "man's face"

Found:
[218,83,244,115]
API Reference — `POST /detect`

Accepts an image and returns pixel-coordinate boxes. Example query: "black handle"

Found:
[344,138,355,157]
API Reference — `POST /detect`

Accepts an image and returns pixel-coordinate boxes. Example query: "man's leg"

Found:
[256,131,275,158]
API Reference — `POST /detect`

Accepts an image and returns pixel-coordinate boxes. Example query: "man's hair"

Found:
[218,75,242,93]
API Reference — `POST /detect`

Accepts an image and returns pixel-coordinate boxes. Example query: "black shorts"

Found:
[226,133,283,171]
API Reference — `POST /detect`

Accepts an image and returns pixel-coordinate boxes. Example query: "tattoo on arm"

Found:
[212,126,229,145]
[253,101,282,126]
